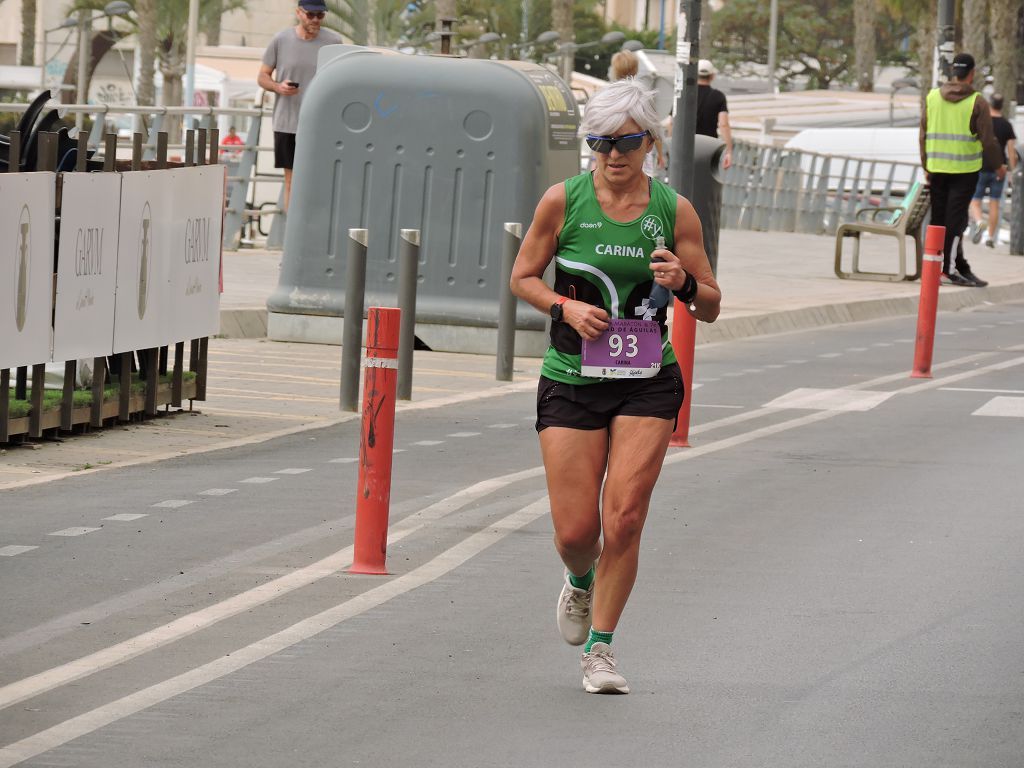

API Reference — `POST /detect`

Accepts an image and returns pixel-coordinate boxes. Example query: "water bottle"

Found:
[648,235,671,310]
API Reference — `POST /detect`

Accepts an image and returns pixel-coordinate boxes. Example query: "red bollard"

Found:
[350,307,401,575]
[911,224,945,379]
[669,300,697,447]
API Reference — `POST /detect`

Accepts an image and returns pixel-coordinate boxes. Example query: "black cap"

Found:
[951,53,975,78]
[298,0,327,12]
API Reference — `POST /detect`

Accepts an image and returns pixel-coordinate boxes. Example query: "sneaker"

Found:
[581,642,630,694]
[985,239,995,249]
[556,570,593,646]
[970,221,984,244]
[941,272,973,286]
[958,269,988,287]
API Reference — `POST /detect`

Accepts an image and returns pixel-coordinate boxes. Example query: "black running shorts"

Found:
[535,363,684,432]
[273,131,296,169]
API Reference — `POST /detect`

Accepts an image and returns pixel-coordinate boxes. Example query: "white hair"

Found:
[580,78,663,145]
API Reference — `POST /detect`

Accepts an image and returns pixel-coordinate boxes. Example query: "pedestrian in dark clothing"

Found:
[919,53,1006,287]
[695,60,732,169]
[968,93,1018,248]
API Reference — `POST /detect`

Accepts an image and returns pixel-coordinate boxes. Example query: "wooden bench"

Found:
[834,181,930,281]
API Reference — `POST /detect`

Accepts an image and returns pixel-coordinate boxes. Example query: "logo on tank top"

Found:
[640,215,664,241]
[579,221,603,229]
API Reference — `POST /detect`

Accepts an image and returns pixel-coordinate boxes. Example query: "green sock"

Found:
[567,565,595,591]
[584,628,614,653]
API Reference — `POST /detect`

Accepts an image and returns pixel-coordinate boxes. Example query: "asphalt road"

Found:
[2,303,1024,767]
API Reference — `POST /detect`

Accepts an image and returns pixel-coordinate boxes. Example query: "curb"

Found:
[220,281,1024,346]
[696,280,1024,345]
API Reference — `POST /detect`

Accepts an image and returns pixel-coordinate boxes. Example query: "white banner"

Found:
[165,166,225,341]
[52,173,123,362]
[0,173,56,370]
[113,171,173,353]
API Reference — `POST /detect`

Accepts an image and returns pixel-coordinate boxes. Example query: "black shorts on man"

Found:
[535,363,683,432]
[274,131,297,169]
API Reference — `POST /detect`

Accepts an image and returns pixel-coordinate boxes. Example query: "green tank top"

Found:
[541,172,679,384]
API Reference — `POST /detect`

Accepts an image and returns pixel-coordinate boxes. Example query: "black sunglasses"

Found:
[301,9,326,18]
[585,131,649,154]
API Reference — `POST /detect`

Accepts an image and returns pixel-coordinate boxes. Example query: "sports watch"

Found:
[550,296,568,322]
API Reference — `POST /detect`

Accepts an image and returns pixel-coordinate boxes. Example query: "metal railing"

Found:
[0,100,284,251]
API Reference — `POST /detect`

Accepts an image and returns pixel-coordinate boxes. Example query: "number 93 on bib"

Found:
[580,319,663,379]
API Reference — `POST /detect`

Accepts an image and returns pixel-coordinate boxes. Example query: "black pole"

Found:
[669,0,702,200]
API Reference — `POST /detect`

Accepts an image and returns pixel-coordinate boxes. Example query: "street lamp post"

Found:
[184,0,200,120]
[70,1,132,129]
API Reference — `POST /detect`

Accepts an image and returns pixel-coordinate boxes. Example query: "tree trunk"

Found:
[988,0,1017,103]
[854,0,876,91]
[700,0,712,56]
[962,0,989,61]
[915,10,936,114]
[136,0,158,108]
[19,0,35,66]
[207,0,223,47]
[160,44,186,146]
[551,0,573,82]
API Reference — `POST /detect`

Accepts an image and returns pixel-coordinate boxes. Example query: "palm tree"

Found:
[962,0,989,60]
[551,0,573,79]
[854,0,877,91]
[988,0,1018,102]
[19,0,36,65]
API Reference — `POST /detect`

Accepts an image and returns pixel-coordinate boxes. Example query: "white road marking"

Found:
[393,449,406,454]
[412,440,444,446]
[972,397,1024,418]
[328,458,357,464]
[785,359,808,364]
[978,324,996,329]
[274,468,312,475]
[487,424,518,429]
[103,514,147,522]
[446,432,481,438]
[151,500,193,508]
[764,388,894,412]
[938,331,956,336]
[198,488,238,496]
[5,351,1024,757]
[239,477,278,484]
[847,347,868,352]
[764,364,786,369]
[48,527,101,537]
[872,342,892,347]
[700,377,719,383]
[0,466,544,713]
[0,499,550,768]
[818,352,842,358]
[894,338,915,343]
[940,387,1024,395]
[742,368,764,374]
[0,546,37,557]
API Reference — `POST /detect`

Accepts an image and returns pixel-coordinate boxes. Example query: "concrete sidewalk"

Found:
[2,229,1023,489]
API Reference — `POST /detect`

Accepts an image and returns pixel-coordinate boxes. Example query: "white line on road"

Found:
[939,387,1024,395]
[412,440,444,446]
[198,488,238,496]
[239,477,278,484]
[447,432,481,438]
[0,546,37,557]
[0,467,544,713]
[4,350,1023,757]
[151,500,193,509]
[972,397,1024,418]
[47,528,100,537]
[274,468,313,475]
[488,424,518,429]
[0,499,551,768]
[103,514,147,522]
[328,458,357,464]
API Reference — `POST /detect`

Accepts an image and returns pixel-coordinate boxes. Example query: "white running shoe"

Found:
[581,642,629,694]
[556,570,593,646]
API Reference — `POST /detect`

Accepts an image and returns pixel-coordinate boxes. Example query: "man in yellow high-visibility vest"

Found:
[919,52,1006,287]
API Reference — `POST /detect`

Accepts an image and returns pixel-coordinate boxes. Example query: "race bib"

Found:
[580,319,662,379]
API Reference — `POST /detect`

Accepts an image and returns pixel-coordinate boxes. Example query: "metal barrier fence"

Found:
[1,127,221,443]
[720,138,1018,241]
[0,98,283,252]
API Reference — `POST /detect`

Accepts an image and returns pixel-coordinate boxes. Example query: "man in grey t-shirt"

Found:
[258,0,342,209]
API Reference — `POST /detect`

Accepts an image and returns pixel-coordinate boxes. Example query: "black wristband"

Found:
[673,272,698,305]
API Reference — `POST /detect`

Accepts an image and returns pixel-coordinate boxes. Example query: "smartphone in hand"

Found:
[287,81,300,88]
